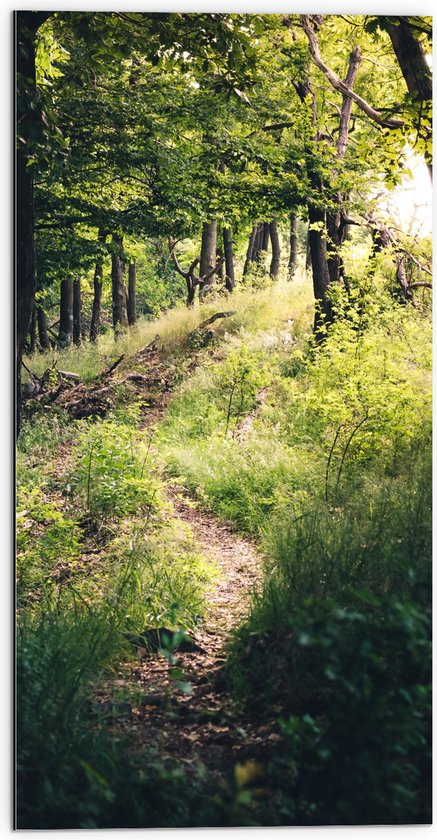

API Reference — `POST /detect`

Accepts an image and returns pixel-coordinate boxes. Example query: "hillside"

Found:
[17,277,431,827]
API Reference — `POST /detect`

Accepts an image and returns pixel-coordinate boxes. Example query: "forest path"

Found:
[101,483,280,777]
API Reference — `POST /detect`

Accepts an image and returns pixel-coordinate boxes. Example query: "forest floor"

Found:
[21,336,285,803]
[67,345,284,789]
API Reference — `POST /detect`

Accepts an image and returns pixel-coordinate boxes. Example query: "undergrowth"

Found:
[156,287,432,824]
[17,279,432,826]
[16,399,217,828]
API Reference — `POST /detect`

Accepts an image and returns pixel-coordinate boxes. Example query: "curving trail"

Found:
[100,485,282,775]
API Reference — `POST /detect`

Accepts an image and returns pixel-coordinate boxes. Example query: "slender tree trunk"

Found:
[395,254,413,301]
[73,278,82,345]
[111,234,128,333]
[269,221,281,279]
[90,227,106,342]
[127,261,137,325]
[289,214,299,278]
[294,48,360,336]
[308,195,333,334]
[261,222,270,252]
[16,12,50,431]
[199,220,217,288]
[186,276,196,306]
[37,304,50,349]
[326,47,361,285]
[243,225,258,275]
[252,223,264,262]
[29,304,37,353]
[223,227,235,291]
[216,248,225,283]
[370,222,413,301]
[58,279,74,347]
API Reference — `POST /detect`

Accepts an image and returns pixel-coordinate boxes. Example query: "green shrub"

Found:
[256,593,431,825]
[71,413,163,519]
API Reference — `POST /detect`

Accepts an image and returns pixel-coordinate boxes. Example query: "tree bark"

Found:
[90,227,106,342]
[223,227,235,291]
[127,261,137,325]
[199,220,217,290]
[73,278,82,345]
[16,12,50,431]
[29,304,37,354]
[269,221,281,278]
[305,227,312,271]
[385,18,432,178]
[37,304,50,350]
[261,222,270,252]
[111,234,128,333]
[216,248,225,283]
[308,197,333,333]
[289,213,299,278]
[58,279,74,347]
[252,223,264,262]
[243,225,258,275]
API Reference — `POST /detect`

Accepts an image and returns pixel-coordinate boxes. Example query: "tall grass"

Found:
[24,276,312,381]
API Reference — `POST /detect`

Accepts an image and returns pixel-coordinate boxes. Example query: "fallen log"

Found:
[195,311,236,331]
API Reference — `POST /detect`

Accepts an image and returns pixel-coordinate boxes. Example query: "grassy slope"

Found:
[17,273,432,826]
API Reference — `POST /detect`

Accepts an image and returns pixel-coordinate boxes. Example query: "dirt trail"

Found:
[102,486,280,773]
[49,343,280,772]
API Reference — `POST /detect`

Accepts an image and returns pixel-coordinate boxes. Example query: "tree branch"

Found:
[168,238,190,279]
[300,15,404,129]
[408,281,432,290]
[200,256,225,285]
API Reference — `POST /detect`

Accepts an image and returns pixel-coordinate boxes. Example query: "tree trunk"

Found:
[269,221,281,279]
[16,12,50,431]
[223,227,235,291]
[216,248,225,283]
[37,304,50,350]
[289,213,299,278]
[308,197,333,335]
[295,49,360,336]
[305,227,312,271]
[326,46,361,285]
[295,75,332,333]
[243,225,258,275]
[111,234,128,333]
[186,277,196,306]
[385,18,432,178]
[73,278,82,345]
[261,222,270,252]
[90,227,106,342]
[252,223,264,262]
[58,279,74,347]
[29,304,37,353]
[127,261,137,325]
[199,220,217,286]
